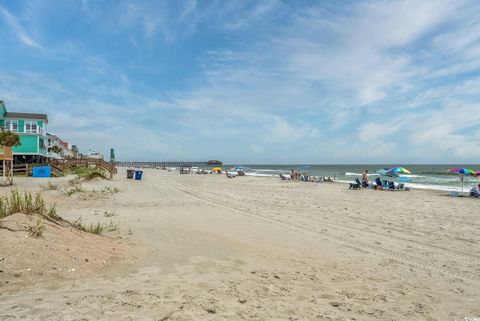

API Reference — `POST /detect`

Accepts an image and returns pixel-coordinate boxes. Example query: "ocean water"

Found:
[222,164,480,192]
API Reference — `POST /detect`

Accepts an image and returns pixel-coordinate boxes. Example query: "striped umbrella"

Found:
[447,168,476,175]
[447,168,477,192]
[387,167,412,175]
[376,167,412,178]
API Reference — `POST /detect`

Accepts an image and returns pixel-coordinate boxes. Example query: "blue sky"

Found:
[1,0,480,163]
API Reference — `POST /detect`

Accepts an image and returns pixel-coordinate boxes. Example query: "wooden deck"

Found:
[0,158,117,178]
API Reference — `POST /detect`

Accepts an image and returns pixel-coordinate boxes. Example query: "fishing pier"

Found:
[116,160,223,168]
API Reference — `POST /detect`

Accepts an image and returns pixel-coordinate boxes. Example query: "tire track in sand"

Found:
[175,178,480,265]
[166,178,479,282]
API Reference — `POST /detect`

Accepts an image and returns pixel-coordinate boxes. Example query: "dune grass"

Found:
[0,190,117,236]
[29,216,45,237]
[73,217,118,235]
[71,166,108,181]
[0,190,57,219]
[39,181,60,191]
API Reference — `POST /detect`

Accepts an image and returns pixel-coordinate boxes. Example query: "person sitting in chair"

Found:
[470,184,480,198]
[375,177,383,188]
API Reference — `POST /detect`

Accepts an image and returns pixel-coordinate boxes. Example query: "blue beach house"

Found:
[0,100,49,163]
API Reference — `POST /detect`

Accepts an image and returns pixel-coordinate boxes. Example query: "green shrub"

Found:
[71,167,108,180]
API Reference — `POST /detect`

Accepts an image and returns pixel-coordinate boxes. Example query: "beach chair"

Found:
[349,178,361,190]
[388,181,395,190]
[375,177,382,188]
[381,180,388,188]
[470,188,480,198]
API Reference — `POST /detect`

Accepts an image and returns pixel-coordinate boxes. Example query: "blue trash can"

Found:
[134,170,143,180]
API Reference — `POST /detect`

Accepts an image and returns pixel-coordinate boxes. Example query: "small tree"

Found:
[0,129,21,147]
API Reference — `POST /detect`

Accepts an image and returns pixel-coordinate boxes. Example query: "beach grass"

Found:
[29,216,45,237]
[40,181,60,191]
[71,166,108,180]
[103,210,116,217]
[63,184,85,196]
[0,190,57,219]
[73,217,118,234]
[0,190,118,236]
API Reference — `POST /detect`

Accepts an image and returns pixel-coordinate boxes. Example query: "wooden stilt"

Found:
[0,146,14,185]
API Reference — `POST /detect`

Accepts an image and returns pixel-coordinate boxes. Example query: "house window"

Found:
[25,121,38,133]
[5,120,18,132]
[39,138,46,150]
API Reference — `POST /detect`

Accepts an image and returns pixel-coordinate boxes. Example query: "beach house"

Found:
[0,100,49,163]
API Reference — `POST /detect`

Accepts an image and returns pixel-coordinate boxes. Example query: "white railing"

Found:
[2,126,46,135]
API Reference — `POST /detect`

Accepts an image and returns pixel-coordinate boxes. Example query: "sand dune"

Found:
[1,168,479,320]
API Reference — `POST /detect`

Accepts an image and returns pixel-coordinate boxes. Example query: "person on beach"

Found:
[470,184,480,197]
[362,170,369,187]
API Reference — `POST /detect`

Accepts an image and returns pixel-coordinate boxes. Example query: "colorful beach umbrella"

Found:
[376,167,412,178]
[447,168,476,192]
[376,168,395,177]
[388,167,412,175]
[447,168,476,175]
[231,165,251,172]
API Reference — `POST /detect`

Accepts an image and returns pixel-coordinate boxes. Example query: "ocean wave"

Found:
[403,182,465,192]
[253,169,281,172]
[245,172,276,177]
[337,180,467,192]
[345,172,379,176]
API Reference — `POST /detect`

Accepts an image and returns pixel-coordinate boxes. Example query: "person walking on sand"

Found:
[362,169,369,188]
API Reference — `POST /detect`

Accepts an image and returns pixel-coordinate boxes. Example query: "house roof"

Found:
[5,112,48,122]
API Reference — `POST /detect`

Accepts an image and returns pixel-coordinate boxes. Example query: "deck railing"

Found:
[1,126,47,135]
[50,158,117,175]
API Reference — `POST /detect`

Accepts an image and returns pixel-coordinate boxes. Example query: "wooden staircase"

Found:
[49,158,117,177]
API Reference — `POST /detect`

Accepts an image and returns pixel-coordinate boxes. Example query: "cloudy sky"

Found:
[1,0,479,163]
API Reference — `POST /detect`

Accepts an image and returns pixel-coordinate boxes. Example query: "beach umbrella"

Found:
[231,165,251,172]
[387,167,412,175]
[447,168,476,192]
[212,167,222,172]
[376,168,396,177]
[447,168,476,175]
[375,167,411,178]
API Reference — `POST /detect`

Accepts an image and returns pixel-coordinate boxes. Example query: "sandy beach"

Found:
[1,168,479,320]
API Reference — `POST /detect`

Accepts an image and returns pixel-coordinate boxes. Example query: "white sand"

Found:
[1,168,479,320]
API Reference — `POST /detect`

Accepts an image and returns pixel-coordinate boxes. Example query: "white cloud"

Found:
[0,6,43,50]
